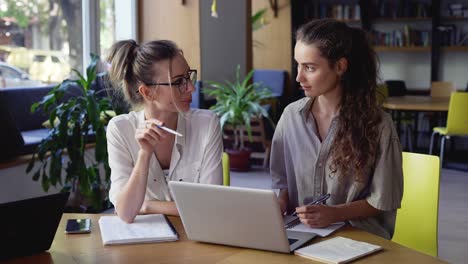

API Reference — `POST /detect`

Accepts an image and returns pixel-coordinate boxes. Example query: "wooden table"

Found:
[383,96,450,112]
[4,213,445,264]
[383,96,450,150]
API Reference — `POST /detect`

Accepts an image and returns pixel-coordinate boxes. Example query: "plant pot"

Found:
[226,148,252,172]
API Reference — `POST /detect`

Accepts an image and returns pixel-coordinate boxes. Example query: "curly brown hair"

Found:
[296,19,382,182]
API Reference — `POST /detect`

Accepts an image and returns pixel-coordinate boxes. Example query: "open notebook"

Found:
[295,236,383,264]
[98,214,178,245]
[284,215,345,237]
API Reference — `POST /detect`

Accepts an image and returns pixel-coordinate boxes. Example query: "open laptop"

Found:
[169,182,316,253]
[0,192,70,261]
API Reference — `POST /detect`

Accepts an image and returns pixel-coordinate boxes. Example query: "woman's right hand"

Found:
[135,119,169,153]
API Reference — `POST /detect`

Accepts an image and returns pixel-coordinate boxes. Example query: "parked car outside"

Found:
[28,51,71,83]
[3,47,71,84]
[0,62,44,88]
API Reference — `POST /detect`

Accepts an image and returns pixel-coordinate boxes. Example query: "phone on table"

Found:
[65,218,91,234]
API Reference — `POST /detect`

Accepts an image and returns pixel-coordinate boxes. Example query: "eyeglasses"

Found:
[144,69,197,94]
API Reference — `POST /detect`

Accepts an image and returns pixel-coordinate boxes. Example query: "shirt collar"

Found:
[297,97,314,121]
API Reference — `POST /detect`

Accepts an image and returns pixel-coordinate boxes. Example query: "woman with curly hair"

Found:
[271,19,403,239]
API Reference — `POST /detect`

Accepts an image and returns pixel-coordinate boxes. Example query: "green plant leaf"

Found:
[202,64,276,150]
[28,53,114,211]
[26,153,36,173]
[32,170,41,181]
[41,170,50,192]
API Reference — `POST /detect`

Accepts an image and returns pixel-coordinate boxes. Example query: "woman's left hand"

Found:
[295,204,338,228]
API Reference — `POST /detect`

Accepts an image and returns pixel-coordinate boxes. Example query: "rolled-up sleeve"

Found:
[366,117,404,211]
[107,119,134,209]
[198,114,223,185]
[270,115,288,190]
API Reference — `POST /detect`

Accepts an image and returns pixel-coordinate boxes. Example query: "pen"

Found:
[157,125,183,137]
[292,193,331,216]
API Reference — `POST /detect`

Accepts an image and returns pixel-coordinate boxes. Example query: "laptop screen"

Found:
[0,192,69,261]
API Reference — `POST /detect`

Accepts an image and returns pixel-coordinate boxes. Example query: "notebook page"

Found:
[288,222,345,237]
[295,236,383,264]
[99,214,177,245]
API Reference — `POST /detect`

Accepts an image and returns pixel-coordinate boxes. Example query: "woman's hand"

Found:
[295,204,338,228]
[135,119,169,153]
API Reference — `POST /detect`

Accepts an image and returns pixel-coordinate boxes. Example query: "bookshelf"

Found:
[290,0,468,92]
[374,45,468,52]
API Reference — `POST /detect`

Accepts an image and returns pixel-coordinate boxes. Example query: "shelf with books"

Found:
[443,16,468,21]
[374,46,431,52]
[373,17,433,23]
[374,46,468,52]
[441,45,468,51]
[291,0,468,94]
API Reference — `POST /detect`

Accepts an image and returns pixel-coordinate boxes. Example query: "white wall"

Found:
[378,52,432,89]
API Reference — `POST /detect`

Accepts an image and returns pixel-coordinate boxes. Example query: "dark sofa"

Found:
[0,85,53,161]
[0,73,127,162]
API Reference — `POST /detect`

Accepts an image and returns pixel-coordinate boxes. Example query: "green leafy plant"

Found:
[203,65,273,151]
[26,54,114,212]
[252,8,268,31]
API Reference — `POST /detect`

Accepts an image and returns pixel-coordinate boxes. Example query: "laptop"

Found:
[169,182,316,253]
[0,192,70,261]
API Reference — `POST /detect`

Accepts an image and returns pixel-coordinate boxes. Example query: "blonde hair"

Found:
[107,39,180,107]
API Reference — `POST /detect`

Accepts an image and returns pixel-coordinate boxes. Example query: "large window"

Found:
[0,0,116,88]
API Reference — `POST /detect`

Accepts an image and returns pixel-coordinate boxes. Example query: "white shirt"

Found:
[107,109,223,208]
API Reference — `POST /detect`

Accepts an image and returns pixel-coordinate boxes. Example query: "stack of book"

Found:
[372,26,431,47]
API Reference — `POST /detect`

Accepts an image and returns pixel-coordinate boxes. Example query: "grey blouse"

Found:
[271,97,403,239]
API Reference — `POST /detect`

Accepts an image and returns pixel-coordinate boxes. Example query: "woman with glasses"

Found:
[106,40,222,223]
[271,19,403,239]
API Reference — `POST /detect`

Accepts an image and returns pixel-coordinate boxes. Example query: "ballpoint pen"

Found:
[156,125,183,137]
[291,193,331,216]
[147,120,183,137]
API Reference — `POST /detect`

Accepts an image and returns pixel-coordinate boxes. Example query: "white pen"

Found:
[157,125,183,137]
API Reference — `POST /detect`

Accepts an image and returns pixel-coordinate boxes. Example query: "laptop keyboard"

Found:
[288,238,298,245]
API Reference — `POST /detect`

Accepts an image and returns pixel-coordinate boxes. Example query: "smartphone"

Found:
[65,218,91,234]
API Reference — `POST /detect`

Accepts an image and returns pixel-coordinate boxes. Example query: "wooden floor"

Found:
[231,167,468,264]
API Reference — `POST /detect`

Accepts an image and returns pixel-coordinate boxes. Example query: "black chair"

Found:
[385,80,407,97]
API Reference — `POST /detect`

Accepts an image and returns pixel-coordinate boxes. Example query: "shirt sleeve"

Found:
[270,112,288,190]
[107,118,134,209]
[366,114,404,211]
[198,113,223,185]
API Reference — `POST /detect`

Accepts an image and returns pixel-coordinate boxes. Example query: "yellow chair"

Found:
[376,83,389,106]
[392,152,440,257]
[429,92,468,166]
[430,81,456,97]
[222,152,230,186]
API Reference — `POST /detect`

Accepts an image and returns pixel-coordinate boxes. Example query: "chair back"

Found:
[385,80,407,96]
[430,81,456,97]
[222,152,230,186]
[445,92,468,135]
[376,83,389,105]
[190,80,203,109]
[253,69,286,97]
[392,152,440,257]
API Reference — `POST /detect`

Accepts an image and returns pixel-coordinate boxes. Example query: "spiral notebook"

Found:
[98,214,178,245]
[294,236,383,264]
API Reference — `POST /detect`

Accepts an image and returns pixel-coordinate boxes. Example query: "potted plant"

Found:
[26,54,116,212]
[203,65,273,171]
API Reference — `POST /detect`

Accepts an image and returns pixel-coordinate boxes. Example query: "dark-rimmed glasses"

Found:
[144,69,197,94]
